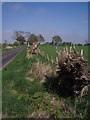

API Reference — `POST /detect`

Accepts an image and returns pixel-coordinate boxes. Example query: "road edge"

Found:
[1,46,25,70]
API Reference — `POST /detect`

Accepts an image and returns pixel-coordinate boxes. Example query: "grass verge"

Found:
[2,45,90,118]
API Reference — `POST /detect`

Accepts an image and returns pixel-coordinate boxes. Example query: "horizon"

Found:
[2,2,88,44]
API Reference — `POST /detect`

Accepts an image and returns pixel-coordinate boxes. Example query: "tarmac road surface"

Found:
[0,45,26,69]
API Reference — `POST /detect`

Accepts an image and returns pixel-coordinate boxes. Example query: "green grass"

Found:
[2,49,46,117]
[39,44,89,65]
[2,45,22,53]
[2,45,90,118]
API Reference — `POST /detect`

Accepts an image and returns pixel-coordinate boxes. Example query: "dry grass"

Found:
[27,61,53,83]
[29,110,50,118]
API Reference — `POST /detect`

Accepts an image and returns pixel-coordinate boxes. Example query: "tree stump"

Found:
[56,47,90,98]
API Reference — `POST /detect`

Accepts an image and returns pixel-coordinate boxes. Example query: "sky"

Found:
[2,2,88,44]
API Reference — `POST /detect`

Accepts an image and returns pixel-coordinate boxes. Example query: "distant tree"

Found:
[14,31,19,40]
[24,32,31,39]
[44,42,50,45]
[37,34,45,43]
[28,34,38,45]
[52,35,62,45]
[84,40,89,45]
[17,35,26,45]
[77,43,82,46]
[62,42,73,46]
[4,40,8,45]
[13,41,19,46]
[14,31,26,45]
[24,32,31,44]
[85,40,88,44]
[8,43,14,47]
[3,40,7,48]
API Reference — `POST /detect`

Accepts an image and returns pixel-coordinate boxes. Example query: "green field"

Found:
[2,45,90,118]
[39,45,89,65]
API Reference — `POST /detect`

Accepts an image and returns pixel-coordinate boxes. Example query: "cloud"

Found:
[9,3,23,11]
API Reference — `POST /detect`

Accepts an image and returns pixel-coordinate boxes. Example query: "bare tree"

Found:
[37,34,45,43]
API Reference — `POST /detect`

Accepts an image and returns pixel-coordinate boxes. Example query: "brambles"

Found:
[28,92,74,118]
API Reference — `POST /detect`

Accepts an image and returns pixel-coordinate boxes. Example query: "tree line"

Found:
[13,31,45,45]
[4,30,89,46]
[13,31,62,45]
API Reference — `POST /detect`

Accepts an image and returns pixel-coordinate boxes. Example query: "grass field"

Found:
[39,45,90,65]
[2,45,90,118]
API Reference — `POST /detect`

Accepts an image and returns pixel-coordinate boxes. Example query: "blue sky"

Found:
[2,2,88,44]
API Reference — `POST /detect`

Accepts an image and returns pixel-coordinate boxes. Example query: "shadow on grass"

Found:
[44,72,90,99]
[44,75,75,99]
[44,75,90,119]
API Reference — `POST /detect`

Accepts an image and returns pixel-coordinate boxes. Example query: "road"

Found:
[0,45,26,69]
